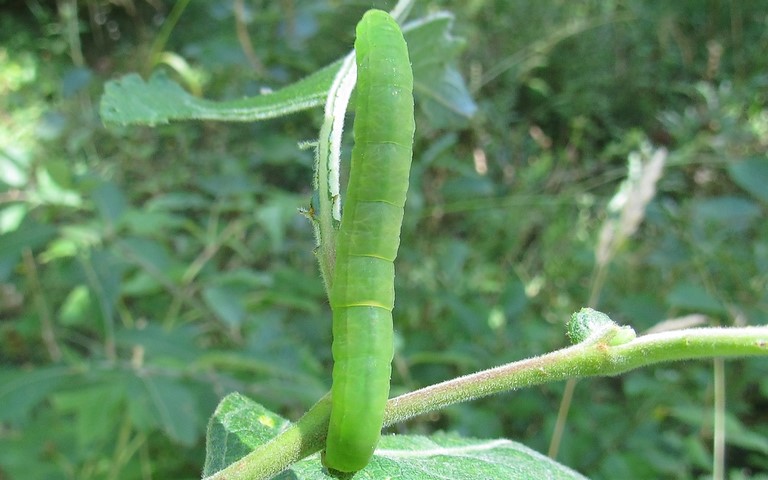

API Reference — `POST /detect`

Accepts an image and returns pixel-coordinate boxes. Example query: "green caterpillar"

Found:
[324,9,414,473]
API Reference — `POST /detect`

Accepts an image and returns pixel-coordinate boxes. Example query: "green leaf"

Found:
[721,413,768,455]
[418,64,477,128]
[50,384,124,449]
[83,248,126,321]
[0,220,56,265]
[116,237,179,295]
[202,284,247,328]
[121,209,188,237]
[295,433,588,479]
[499,273,528,318]
[669,406,768,454]
[0,366,73,425]
[691,196,761,233]
[114,323,203,364]
[203,392,290,477]
[140,375,202,446]
[58,284,96,327]
[145,191,211,211]
[0,409,73,480]
[408,13,477,127]
[727,156,768,203]
[92,180,127,225]
[666,282,726,315]
[202,393,587,479]
[99,61,341,125]
[99,12,475,127]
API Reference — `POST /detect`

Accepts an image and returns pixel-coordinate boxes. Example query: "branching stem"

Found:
[203,326,768,480]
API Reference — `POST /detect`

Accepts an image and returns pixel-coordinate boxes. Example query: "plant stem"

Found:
[390,0,417,23]
[547,375,576,458]
[204,326,768,480]
[314,52,356,295]
[22,248,62,362]
[712,357,725,480]
[312,0,417,296]
[233,0,266,76]
[549,240,608,458]
[386,327,766,424]
[145,0,191,74]
[79,254,117,361]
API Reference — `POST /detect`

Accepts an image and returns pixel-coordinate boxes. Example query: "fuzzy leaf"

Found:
[100,62,340,125]
[99,13,475,126]
[202,392,587,479]
[203,392,290,476]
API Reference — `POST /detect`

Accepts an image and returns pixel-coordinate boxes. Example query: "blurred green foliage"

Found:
[1,0,766,479]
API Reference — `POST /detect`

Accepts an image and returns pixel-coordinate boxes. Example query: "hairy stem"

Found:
[203,326,768,480]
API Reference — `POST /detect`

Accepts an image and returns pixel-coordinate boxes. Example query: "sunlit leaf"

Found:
[203,392,289,476]
[100,61,340,125]
[99,12,475,127]
[202,392,587,479]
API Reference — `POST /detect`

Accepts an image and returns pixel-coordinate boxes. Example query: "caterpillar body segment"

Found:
[324,9,414,473]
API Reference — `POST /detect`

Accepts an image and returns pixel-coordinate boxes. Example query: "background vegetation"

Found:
[1,0,767,479]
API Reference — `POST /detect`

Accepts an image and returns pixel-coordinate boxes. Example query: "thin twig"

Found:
[547,376,576,458]
[712,358,726,480]
[22,248,62,362]
[234,0,266,76]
